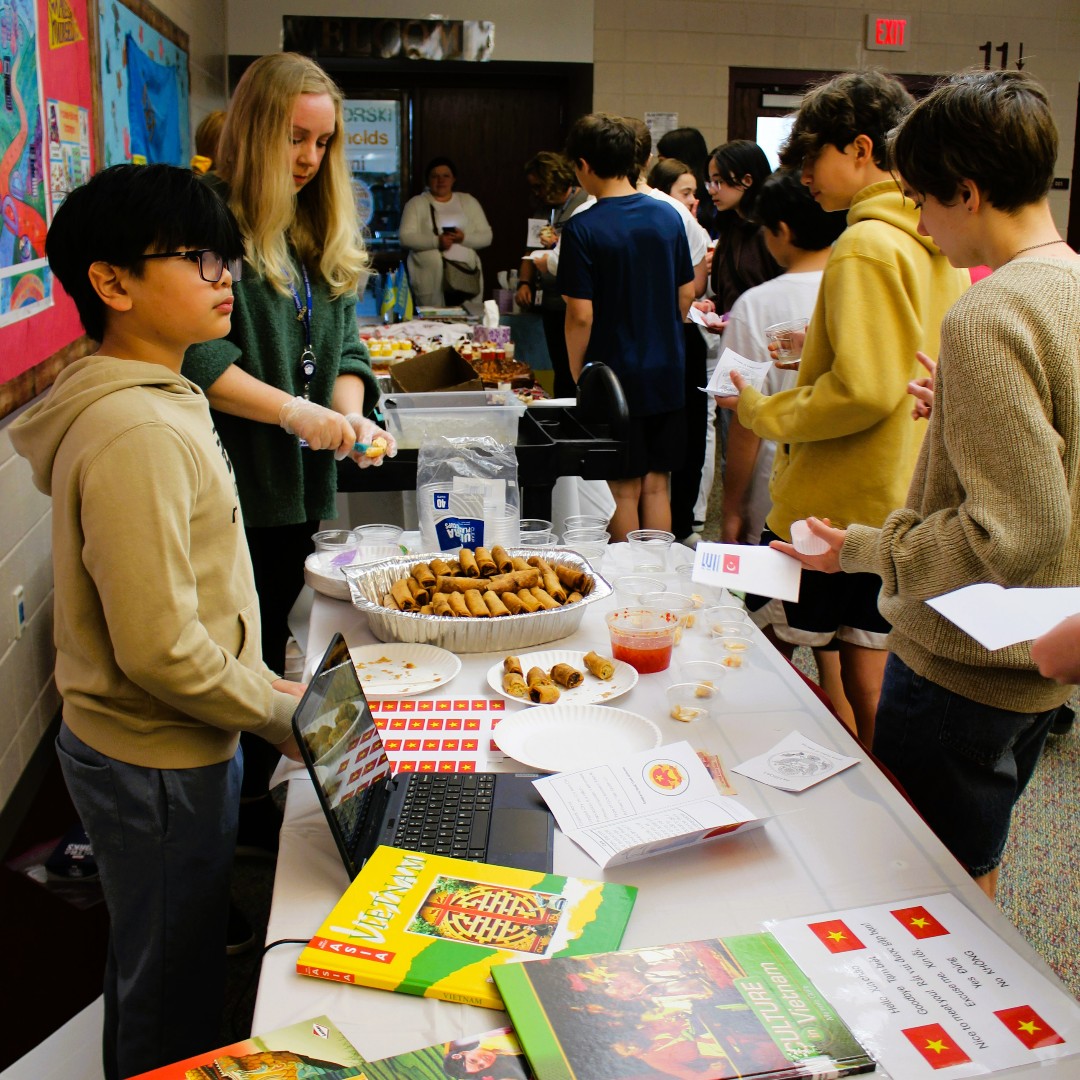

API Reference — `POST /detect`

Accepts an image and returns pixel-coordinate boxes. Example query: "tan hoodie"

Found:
[10,356,297,768]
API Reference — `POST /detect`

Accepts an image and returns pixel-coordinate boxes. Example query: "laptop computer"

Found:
[291,632,555,878]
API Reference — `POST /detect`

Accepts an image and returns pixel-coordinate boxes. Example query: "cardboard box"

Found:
[389,347,483,393]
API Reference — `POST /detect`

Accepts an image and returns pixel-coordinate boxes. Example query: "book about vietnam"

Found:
[296,844,637,1010]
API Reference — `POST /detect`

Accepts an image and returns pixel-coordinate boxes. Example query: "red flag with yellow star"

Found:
[994,1005,1065,1049]
[890,904,949,939]
[806,918,865,953]
[901,1023,972,1068]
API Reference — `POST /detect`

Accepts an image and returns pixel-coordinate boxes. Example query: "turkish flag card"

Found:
[692,541,801,601]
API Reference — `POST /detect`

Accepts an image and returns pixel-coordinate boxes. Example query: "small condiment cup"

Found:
[666,681,722,723]
[716,632,755,669]
[704,604,752,638]
[641,591,697,644]
[606,608,679,674]
[613,575,666,607]
[312,529,359,570]
[675,659,728,692]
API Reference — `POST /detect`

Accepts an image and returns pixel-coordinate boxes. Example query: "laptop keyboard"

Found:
[393,772,496,861]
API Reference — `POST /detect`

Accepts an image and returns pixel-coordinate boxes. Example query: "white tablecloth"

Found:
[256,546,1074,1077]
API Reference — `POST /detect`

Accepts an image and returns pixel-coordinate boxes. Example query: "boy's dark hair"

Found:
[523,150,577,202]
[751,169,848,251]
[564,113,636,181]
[656,127,709,174]
[46,164,244,342]
[892,70,1057,212]
[780,70,914,171]
[626,117,652,182]
[709,140,774,218]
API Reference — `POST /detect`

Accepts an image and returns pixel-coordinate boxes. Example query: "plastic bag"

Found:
[416,435,520,552]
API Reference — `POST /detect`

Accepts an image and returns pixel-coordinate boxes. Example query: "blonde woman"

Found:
[183,53,394,831]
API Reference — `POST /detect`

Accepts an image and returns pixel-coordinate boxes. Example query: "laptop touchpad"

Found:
[489,809,554,874]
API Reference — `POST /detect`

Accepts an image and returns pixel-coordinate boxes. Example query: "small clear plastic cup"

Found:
[606,608,679,674]
[674,565,735,609]
[704,604,752,638]
[641,591,697,644]
[562,528,610,544]
[312,529,358,570]
[516,530,558,548]
[675,659,728,693]
[613,575,666,607]
[563,514,610,532]
[519,518,554,534]
[716,632,755,669]
[626,529,676,573]
[765,317,809,370]
[352,523,404,547]
[667,681,722,723]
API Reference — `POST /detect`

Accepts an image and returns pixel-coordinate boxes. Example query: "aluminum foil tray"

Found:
[342,548,611,653]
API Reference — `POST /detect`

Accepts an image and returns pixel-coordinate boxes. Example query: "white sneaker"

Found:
[679,532,702,549]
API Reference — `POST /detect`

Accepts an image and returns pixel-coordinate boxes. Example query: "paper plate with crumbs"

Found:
[493,705,661,773]
[486,649,637,706]
[348,643,461,696]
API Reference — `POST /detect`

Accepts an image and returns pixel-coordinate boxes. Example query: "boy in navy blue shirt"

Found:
[558,113,695,539]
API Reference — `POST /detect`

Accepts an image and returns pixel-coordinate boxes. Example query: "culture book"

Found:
[363,1024,533,1080]
[296,844,637,1009]
[127,1015,369,1079]
[492,933,876,1080]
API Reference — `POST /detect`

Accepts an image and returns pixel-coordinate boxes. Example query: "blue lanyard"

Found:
[287,265,316,398]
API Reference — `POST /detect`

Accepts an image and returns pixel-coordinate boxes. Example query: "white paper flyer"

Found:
[532,740,763,869]
[769,892,1080,1077]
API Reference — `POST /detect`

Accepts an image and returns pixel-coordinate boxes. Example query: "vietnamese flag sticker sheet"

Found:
[769,893,1080,1076]
[370,698,509,774]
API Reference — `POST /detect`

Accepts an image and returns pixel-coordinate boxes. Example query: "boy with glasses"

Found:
[716,70,968,745]
[10,164,304,1079]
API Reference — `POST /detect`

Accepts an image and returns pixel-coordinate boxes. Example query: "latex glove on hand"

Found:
[345,413,398,468]
[278,396,357,455]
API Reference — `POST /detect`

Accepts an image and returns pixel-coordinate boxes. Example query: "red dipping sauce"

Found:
[611,639,673,674]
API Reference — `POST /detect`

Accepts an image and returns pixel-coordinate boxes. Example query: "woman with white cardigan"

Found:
[399,156,493,306]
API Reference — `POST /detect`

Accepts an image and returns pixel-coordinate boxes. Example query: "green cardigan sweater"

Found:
[183,256,378,527]
[842,257,1080,713]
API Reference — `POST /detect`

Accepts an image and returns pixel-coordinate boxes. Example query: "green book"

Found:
[493,933,876,1079]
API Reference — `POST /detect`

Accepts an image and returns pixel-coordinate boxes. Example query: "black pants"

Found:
[669,325,708,539]
[241,520,317,795]
[541,305,577,400]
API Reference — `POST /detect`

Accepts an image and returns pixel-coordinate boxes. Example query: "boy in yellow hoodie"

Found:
[10,165,304,1079]
[717,71,968,745]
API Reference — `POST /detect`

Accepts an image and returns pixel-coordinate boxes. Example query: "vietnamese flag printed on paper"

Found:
[901,1023,972,1069]
[806,918,866,953]
[891,904,950,939]
[994,1005,1065,1049]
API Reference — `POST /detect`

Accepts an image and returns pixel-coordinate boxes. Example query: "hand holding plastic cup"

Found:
[790,518,832,556]
[765,318,809,369]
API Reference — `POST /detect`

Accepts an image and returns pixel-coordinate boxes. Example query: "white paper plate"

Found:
[304,544,408,600]
[493,705,661,772]
[348,643,461,696]
[486,649,637,706]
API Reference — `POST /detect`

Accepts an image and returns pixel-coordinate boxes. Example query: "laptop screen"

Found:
[291,634,392,871]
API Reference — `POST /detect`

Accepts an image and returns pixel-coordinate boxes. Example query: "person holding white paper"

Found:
[772,71,1080,900]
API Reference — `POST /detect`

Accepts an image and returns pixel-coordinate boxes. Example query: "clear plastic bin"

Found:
[379,391,526,448]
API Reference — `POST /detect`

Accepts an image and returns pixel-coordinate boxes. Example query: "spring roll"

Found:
[390,578,418,611]
[529,587,561,611]
[566,591,584,604]
[515,589,542,613]
[436,569,539,595]
[405,577,429,605]
[447,592,470,617]
[458,548,480,577]
[430,558,453,577]
[420,604,434,615]
[551,662,584,689]
[529,557,567,603]
[526,667,560,704]
[510,557,532,573]
[502,591,527,615]
[502,670,529,699]
[504,655,523,676]
[475,546,498,578]
[554,563,590,594]
[432,593,453,617]
[484,589,511,617]
[382,591,400,610]
[491,545,514,574]
[464,589,490,617]
[411,562,437,590]
[583,651,615,680]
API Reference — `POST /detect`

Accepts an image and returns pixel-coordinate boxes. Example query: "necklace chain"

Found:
[1010,238,1065,261]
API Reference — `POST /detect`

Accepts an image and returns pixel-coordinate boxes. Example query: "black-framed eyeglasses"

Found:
[140,249,243,283]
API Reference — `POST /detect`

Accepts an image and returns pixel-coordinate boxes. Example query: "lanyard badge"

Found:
[288,265,316,398]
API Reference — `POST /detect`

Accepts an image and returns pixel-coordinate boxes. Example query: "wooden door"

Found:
[412,85,566,299]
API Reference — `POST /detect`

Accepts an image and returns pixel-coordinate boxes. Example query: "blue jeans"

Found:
[872,655,1055,878]
[56,725,241,1080]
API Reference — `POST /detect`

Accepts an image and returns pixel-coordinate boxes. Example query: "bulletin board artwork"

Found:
[94,0,189,168]
[0,0,95,420]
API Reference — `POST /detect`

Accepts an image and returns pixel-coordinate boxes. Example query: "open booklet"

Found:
[532,740,763,869]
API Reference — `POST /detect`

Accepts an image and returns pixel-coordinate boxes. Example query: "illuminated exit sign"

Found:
[866,13,910,50]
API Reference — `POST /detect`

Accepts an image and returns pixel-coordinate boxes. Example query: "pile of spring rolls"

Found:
[502,651,616,703]
[380,546,593,618]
